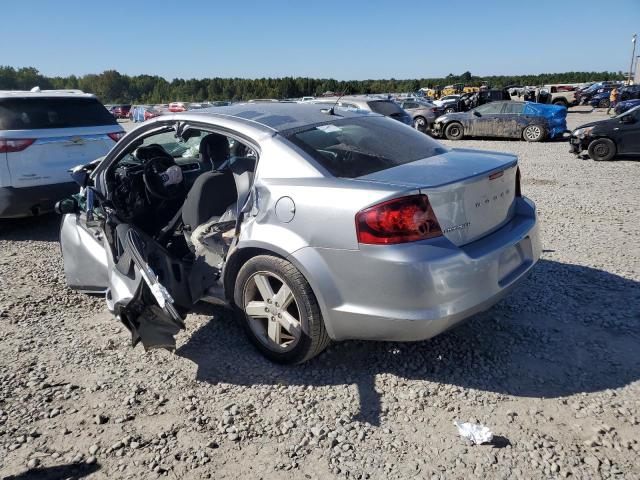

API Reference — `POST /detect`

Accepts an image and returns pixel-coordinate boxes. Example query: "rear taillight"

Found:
[108,132,125,142]
[0,138,35,153]
[356,194,442,245]
[515,167,522,197]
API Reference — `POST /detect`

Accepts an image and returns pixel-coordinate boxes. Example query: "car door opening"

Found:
[88,126,257,349]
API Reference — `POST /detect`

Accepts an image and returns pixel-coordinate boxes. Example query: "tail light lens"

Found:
[356,194,442,245]
[0,138,35,153]
[108,132,125,142]
[515,167,522,197]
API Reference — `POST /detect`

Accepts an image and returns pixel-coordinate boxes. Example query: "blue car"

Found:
[614,98,640,115]
[589,91,613,108]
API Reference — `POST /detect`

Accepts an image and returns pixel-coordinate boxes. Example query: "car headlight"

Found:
[573,126,593,137]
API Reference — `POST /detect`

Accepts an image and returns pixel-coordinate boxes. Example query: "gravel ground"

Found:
[0,108,638,480]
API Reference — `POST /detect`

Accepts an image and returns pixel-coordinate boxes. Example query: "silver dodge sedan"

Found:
[57,102,541,364]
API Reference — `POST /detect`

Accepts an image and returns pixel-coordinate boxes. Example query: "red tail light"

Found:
[515,166,522,197]
[356,194,442,245]
[0,138,35,153]
[108,132,125,142]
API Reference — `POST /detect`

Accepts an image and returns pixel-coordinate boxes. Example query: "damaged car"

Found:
[431,101,567,142]
[570,105,640,161]
[57,103,541,364]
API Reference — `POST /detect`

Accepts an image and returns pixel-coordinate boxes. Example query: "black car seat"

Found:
[181,134,237,232]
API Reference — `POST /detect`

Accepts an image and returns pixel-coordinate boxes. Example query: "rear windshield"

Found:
[0,97,117,130]
[366,100,405,116]
[285,116,446,178]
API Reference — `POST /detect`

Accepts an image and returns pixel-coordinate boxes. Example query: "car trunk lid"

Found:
[356,148,518,246]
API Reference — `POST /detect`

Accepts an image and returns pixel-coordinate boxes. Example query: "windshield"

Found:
[285,116,446,178]
[614,105,640,119]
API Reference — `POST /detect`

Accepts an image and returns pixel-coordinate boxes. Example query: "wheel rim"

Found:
[594,142,610,157]
[525,126,541,140]
[414,117,425,129]
[449,126,461,137]
[445,108,454,113]
[243,271,302,351]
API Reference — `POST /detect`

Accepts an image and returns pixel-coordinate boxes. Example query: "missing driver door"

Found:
[106,224,191,351]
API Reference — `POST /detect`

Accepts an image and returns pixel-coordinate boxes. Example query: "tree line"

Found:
[0,66,625,104]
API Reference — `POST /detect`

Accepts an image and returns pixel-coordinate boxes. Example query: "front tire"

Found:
[522,124,545,142]
[587,138,616,161]
[444,122,464,140]
[234,255,330,364]
[444,107,456,114]
[598,98,610,108]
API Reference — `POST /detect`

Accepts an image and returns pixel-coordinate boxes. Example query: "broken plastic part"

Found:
[454,421,493,445]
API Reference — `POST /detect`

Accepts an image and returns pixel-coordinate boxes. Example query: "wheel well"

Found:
[223,247,286,304]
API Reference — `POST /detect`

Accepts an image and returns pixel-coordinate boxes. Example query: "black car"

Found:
[569,105,640,161]
[431,101,566,142]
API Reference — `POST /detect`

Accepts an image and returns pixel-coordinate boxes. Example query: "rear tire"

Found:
[413,116,427,131]
[234,255,330,364]
[522,124,545,142]
[587,138,616,161]
[444,107,456,114]
[444,122,464,140]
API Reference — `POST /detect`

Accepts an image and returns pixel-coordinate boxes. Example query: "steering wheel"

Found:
[142,156,184,200]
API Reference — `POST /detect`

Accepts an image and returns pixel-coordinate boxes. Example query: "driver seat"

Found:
[181,134,237,232]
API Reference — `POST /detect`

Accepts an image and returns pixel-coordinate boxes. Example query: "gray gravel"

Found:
[0,108,639,479]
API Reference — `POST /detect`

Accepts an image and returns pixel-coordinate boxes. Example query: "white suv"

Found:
[0,89,124,218]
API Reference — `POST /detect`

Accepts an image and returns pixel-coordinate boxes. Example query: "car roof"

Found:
[0,89,95,99]
[188,102,379,132]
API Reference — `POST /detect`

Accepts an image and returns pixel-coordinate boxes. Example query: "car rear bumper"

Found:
[0,182,77,218]
[291,197,541,342]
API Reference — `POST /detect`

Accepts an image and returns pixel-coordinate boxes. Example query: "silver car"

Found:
[57,103,541,364]
[310,96,413,126]
[396,99,441,131]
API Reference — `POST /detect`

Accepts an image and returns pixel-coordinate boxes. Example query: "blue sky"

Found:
[5,0,639,80]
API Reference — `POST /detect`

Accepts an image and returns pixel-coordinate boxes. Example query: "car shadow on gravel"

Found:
[177,259,640,426]
[3,462,100,479]
[0,213,60,242]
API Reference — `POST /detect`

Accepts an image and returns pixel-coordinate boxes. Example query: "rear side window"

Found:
[503,103,524,114]
[0,97,117,130]
[285,116,446,178]
[366,100,405,116]
[474,102,504,115]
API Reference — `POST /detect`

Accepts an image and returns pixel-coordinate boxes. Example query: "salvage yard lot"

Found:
[0,109,638,479]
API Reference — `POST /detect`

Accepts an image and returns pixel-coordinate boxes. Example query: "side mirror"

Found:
[620,115,635,124]
[473,111,481,117]
[55,197,79,215]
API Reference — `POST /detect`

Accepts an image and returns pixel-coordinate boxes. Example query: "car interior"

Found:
[105,125,258,264]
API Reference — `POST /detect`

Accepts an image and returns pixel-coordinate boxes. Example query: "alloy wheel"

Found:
[524,125,542,141]
[243,271,302,351]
